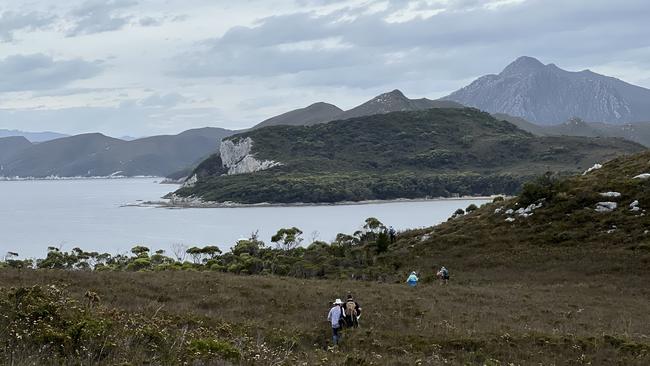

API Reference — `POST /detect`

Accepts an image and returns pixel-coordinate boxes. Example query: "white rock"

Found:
[633,173,650,180]
[583,163,602,175]
[600,192,621,198]
[220,137,282,175]
[505,209,514,215]
[494,207,503,214]
[505,217,515,222]
[595,202,617,212]
[181,174,198,188]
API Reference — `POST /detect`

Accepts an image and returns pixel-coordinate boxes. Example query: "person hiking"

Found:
[406,271,419,287]
[327,298,345,345]
[388,226,396,243]
[344,293,362,328]
[436,266,450,284]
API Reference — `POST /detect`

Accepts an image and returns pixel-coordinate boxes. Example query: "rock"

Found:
[583,163,602,175]
[505,217,515,222]
[505,209,514,215]
[600,192,621,198]
[633,173,650,179]
[630,200,641,212]
[494,207,503,214]
[220,137,282,175]
[181,174,198,188]
[595,202,617,212]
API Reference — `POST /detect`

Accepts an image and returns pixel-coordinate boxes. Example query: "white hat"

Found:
[333,298,343,305]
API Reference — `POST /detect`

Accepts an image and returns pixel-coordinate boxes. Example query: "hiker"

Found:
[436,266,450,284]
[406,271,419,287]
[327,298,345,345]
[344,293,362,328]
[388,226,396,243]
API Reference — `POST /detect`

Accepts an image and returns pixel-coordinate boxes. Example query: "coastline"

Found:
[126,195,499,209]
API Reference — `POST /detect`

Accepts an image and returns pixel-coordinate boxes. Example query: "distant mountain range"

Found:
[252,89,463,129]
[0,128,233,178]
[0,129,69,143]
[495,114,650,147]
[173,108,643,204]
[445,56,650,124]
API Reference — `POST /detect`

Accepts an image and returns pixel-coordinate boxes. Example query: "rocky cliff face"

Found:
[219,137,281,175]
[444,56,650,124]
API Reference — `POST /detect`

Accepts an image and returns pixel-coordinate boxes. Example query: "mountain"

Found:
[337,89,464,120]
[495,113,650,147]
[0,129,69,143]
[252,102,343,129]
[445,56,650,124]
[251,89,464,129]
[0,136,32,164]
[173,108,643,204]
[0,127,234,178]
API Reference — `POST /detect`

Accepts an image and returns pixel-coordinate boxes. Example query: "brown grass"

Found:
[1,269,648,365]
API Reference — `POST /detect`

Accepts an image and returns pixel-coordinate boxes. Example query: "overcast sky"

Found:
[0,0,649,136]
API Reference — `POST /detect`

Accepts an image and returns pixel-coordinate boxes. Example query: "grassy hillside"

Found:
[176,108,644,204]
[2,152,650,365]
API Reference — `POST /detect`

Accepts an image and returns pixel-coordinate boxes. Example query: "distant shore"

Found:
[125,195,498,209]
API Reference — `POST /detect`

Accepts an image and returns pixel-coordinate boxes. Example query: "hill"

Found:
[251,89,464,129]
[173,108,643,204]
[0,136,32,165]
[0,128,234,178]
[0,129,69,142]
[495,113,650,147]
[252,102,343,129]
[445,56,650,124]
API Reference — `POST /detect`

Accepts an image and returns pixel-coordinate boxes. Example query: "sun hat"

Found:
[333,298,343,305]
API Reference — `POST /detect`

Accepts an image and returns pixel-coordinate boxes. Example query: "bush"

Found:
[187,339,241,361]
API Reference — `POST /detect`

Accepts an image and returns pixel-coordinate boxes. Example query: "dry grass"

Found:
[1,269,648,365]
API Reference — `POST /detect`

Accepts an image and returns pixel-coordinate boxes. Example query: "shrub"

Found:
[187,339,240,361]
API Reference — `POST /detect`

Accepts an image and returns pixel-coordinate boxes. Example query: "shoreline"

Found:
[125,195,498,209]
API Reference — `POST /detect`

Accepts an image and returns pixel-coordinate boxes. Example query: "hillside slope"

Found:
[0,136,32,164]
[174,108,643,204]
[445,56,650,124]
[252,102,343,129]
[0,128,234,178]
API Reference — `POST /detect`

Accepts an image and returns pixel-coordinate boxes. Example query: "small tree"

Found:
[186,246,204,264]
[201,246,222,259]
[465,204,478,213]
[131,246,150,258]
[271,227,303,251]
[363,217,385,233]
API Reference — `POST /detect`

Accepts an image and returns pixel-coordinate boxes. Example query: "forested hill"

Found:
[173,108,644,204]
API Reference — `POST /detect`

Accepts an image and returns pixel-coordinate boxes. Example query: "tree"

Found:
[186,246,204,264]
[465,203,478,213]
[271,227,303,250]
[363,217,385,233]
[201,246,222,259]
[131,246,150,258]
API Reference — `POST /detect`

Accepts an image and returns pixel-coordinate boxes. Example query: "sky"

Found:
[0,0,649,137]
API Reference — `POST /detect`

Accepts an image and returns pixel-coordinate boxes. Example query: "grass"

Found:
[0,269,648,365]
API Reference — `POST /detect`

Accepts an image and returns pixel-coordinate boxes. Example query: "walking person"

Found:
[436,266,450,284]
[388,226,396,243]
[327,298,345,346]
[344,293,362,328]
[406,271,419,287]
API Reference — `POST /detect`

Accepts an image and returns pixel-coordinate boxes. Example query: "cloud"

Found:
[170,0,650,91]
[66,0,138,36]
[140,92,187,107]
[0,54,103,92]
[0,11,56,42]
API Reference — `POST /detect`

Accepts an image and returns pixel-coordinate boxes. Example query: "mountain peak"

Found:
[383,89,407,99]
[501,56,545,76]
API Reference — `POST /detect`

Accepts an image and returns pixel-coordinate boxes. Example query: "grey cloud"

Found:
[67,0,137,36]
[138,16,161,27]
[140,92,187,107]
[170,0,650,90]
[0,11,56,42]
[0,54,103,92]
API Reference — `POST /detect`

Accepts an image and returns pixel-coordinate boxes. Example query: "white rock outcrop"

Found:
[600,191,621,198]
[595,201,617,212]
[630,200,641,212]
[182,174,198,188]
[583,163,602,175]
[633,173,650,180]
[219,137,282,175]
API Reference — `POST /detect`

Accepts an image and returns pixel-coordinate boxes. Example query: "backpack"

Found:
[346,301,357,317]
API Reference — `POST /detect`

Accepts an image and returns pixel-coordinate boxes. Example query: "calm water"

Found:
[0,179,489,258]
